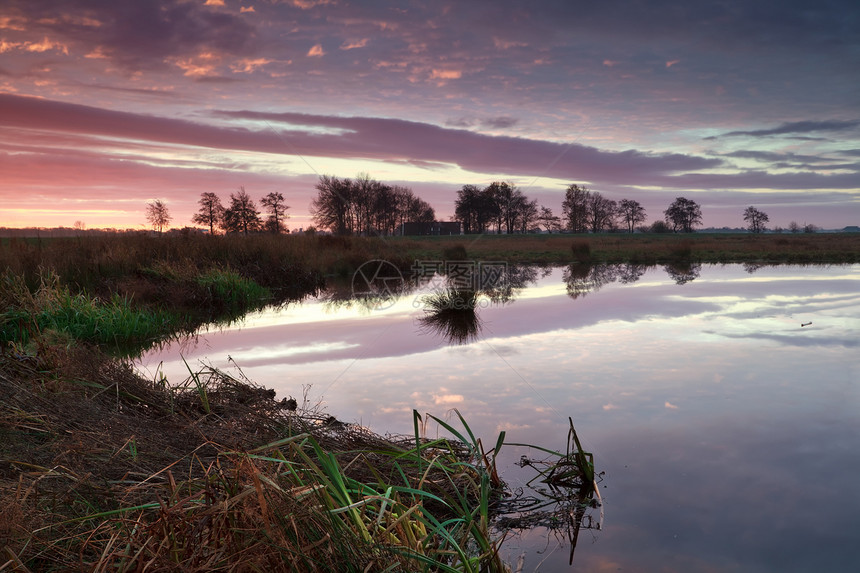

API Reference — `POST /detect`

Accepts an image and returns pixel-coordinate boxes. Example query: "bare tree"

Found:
[311,175,434,235]
[223,187,262,235]
[664,197,702,233]
[261,192,290,233]
[145,199,172,233]
[191,192,225,234]
[311,175,354,235]
[518,198,539,233]
[743,206,769,233]
[585,192,618,233]
[538,206,561,233]
[562,184,590,233]
[618,199,646,233]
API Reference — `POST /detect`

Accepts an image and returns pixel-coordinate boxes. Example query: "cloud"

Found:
[5,94,860,201]
[714,120,860,138]
[445,116,519,129]
[25,36,69,54]
[3,1,257,71]
[230,57,275,73]
[719,150,860,171]
[493,38,528,50]
[481,116,518,129]
[340,38,368,50]
[287,0,335,8]
[429,69,462,80]
[0,93,723,187]
[307,44,325,57]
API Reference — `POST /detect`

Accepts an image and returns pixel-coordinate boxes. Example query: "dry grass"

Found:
[0,339,519,571]
[389,232,860,264]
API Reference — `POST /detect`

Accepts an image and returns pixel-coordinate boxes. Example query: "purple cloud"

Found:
[0,93,720,186]
[715,120,860,138]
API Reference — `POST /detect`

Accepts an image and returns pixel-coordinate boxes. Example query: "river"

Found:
[138,263,860,572]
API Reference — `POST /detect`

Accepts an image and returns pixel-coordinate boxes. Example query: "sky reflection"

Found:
[138,264,860,572]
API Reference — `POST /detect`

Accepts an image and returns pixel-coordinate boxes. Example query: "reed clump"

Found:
[0,341,518,572]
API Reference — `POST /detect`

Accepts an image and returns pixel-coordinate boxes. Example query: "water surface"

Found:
[139,263,860,572]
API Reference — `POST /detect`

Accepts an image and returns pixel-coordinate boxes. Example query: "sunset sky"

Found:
[1,0,858,231]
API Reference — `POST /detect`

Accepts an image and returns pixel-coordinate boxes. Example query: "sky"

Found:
[1,0,859,231]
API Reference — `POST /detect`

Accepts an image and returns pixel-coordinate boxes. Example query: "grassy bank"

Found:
[3,231,855,351]
[0,339,596,571]
[0,341,599,573]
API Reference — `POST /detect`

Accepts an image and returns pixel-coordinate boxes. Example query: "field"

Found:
[390,231,860,265]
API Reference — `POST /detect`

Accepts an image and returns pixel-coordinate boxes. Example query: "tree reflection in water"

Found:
[562,262,650,299]
[663,261,702,284]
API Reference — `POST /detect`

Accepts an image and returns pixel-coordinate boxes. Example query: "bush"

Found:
[571,240,591,260]
[442,243,468,260]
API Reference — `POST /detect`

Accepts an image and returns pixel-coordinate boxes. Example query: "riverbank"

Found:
[3,231,856,350]
[390,231,860,265]
[1,340,529,571]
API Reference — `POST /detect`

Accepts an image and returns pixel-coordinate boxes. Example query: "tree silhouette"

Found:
[585,191,618,233]
[223,187,262,235]
[538,206,561,233]
[191,192,225,234]
[311,175,434,235]
[261,191,290,233]
[743,206,769,233]
[455,184,497,234]
[618,199,646,233]
[664,197,702,233]
[562,184,590,233]
[145,199,171,233]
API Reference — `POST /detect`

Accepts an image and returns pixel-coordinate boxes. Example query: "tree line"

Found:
[144,176,791,236]
[455,182,653,234]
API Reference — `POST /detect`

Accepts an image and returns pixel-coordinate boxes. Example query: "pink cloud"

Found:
[340,39,369,50]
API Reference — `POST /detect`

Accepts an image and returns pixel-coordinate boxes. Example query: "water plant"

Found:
[501,417,603,566]
[196,267,270,308]
[416,288,483,344]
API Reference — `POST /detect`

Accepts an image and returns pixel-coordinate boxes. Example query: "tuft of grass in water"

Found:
[416,289,483,344]
[196,267,270,308]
